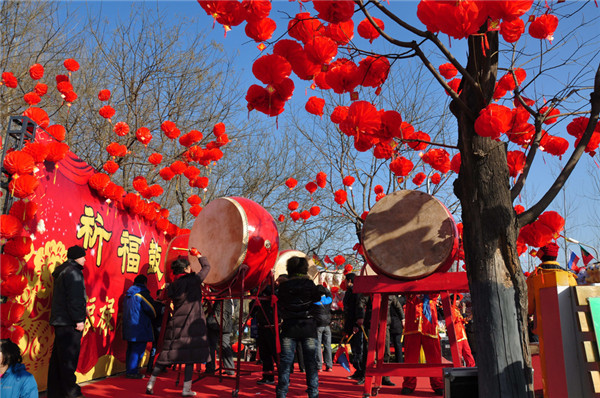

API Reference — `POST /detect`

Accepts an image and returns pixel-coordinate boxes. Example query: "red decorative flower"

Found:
[64,59,80,71]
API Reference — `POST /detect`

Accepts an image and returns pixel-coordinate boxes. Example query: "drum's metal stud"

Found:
[264,240,271,249]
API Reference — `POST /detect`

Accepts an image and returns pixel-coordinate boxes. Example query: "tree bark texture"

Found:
[453,31,532,398]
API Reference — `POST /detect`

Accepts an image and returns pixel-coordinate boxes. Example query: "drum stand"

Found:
[353,272,470,397]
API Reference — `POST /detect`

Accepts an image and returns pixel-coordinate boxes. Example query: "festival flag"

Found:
[580,245,595,266]
[335,346,352,373]
[568,251,580,270]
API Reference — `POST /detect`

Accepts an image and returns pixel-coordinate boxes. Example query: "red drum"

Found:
[188,197,279,292]
[361,190,459,280]
[273,250,319,285]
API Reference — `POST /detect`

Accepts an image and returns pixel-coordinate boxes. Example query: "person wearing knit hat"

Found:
[526,241,577,397]
[47,245,88,398]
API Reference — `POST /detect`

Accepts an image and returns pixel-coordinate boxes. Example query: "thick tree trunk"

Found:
[453,31,532,397]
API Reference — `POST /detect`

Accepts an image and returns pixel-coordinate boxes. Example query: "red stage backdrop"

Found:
[14,131,168,390]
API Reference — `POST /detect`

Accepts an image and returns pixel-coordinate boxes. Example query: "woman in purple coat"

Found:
[145,252,211,397]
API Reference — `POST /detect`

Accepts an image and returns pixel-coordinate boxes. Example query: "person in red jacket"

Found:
[400,294,444,396]
[451,299,475,367]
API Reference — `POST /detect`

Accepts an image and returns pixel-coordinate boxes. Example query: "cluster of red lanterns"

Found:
[517,211,564,252]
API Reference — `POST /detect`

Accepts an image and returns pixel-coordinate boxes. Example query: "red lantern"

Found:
[34,83,48,97]
[323,20,354,45]
[0,255,20,280]
[325,59,360,94]
[313,0,355,24]
[316,172,327,188]
[98,89,111,101]
[190,205,203,217]
[9,200,37,222]
[474,104,513,139]
[344,264,353,272]
[242,0,272,20]
[103,160,119,175]
[430,173,441,184]
[300,210,311,221]
[23,107,49,128]
[285,177,297,190]
[334,255,345,265]
[3,151,35,175]
[287,12,322,44]
[3,236,32,257]
[310,206,321,216]
[46,125,66,141]
[29,64,44,80]
[1,72,18,88]
[357,17,384,43]
[450,153,461,174]
[358,56,390,88]
[159,167,175,181]
[389,157,414,177]
[0,214,22,240]
[89,173,111,192]
[487,0,533,21]
[529,14,559,41]
[148,153,163,166]
[184,166,201,180]
[253,54,292,85]
[305,96,325,117]
[132,176,148,192]
[8,175,39,198]
[64,58,80,71]
[305,181,318,194]
[0,275,28,298]
[23,92,41,106]
[506,150,526,177]
[374,185,384,195]
[161,120,180,139]
[330,106,349,124]
[539,106,560,125]
[537,211,564,238]
[412,172,426,186]
[99,105,115,120]
[334,189,347,206]
[136,127,153,146]
[422,148,451,174]
[540,134,568,157]
[106,142,127,157]
[305,36,338,65]
[342,176,355,186]
[288,201,299,211]
[439,63,458,79]
[340,100,381,137]
[290,211,300,222]
[500,18,525,43]
[114,122,130,137]
[187,195,202,205]
[170,161,187,175]
[277,214,285,222]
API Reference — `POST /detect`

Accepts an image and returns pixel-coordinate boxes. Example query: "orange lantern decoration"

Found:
[46,124,66,141]
[3,151,35,175]
[106,142,127,157]
[1,275,28,298]
[103,160,119,175]
[9,200,37,222]
[1,72,18,88]
[98,89,111,101]
[148,153,163,166]
[114,122,130,137]
[0,255,20,280]
[161,120,180,139]
[23,92,41,106]
[88,173,111,192]
[3,236,32,257]
[99,105,115,120]
[0,215,22,240]
[34,83,48,97]
[64,59,80,71]
[136,127,153,146]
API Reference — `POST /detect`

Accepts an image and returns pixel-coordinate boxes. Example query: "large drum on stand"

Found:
[361,190,459,280]
[187,196,279,292]
[273,250,319,285]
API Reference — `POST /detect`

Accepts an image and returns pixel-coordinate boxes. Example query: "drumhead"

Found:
[361,190,458,280]
[274,250,319,285]
[188,197,246,286]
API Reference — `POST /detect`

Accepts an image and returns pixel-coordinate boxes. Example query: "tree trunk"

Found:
[453,31,532,397]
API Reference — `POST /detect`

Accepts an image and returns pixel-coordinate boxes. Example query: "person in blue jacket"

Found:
[122,274,157,378]
[0,339,38,398]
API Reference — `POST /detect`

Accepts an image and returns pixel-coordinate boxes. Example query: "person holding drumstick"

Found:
[145,248,211,397]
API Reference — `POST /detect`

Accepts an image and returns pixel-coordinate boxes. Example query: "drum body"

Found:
[188,196,279,292]
[273,250,319,285]
[361,190,458,280]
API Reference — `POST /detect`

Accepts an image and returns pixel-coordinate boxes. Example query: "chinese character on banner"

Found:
[148,238,164,281]
[117,231,142,274]
[96,297,116,336]
[83,297,97,336]
[77,205,113,267]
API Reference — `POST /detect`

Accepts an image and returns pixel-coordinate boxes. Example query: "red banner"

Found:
[15,131,169,389]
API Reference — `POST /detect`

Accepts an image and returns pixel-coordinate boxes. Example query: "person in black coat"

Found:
[275,257,322,398]
[388,295,405,362]
[342,272,369,383]
[47,245,88,398]
[251,285,277,384]
[146,253,211,397]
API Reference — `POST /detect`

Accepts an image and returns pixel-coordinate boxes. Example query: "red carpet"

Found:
[39,356,542,397]
[57,362,445,398]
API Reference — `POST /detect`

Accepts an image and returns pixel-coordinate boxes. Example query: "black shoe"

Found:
[433,388,444,396]
[348,371,360,380]
[382,378,395,386]
[225,371,235,376]
[400,387,414,395]
[126,373,144,379]
[325,367,332,372]
[356,378,365,385]
[257,378,275,385]
[145,387,154,395]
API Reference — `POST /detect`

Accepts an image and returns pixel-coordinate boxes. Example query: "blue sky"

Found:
[76,0,600,268]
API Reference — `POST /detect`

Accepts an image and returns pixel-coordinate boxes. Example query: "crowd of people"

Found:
[1,246,482,397]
